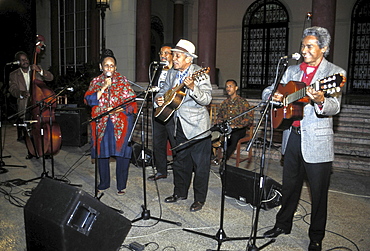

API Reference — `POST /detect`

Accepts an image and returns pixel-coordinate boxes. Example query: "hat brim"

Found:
[171,48,198,58]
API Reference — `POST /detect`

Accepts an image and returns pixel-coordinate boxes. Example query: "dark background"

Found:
[0,0,36,118]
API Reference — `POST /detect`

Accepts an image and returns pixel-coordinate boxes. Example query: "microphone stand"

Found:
[244,58,289,251]
[129,63,181,226]
[1,105,28,172]
[1,64,27,172]
[83,95,138,214]
[43,86,74,180]
[83,94,136,196]
[7,87,74,185]
[178,105,260,251]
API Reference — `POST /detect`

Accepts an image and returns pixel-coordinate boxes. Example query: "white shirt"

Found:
[21,68,31,91]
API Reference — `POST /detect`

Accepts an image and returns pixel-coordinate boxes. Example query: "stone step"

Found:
[334,115,370,124]
[335,121,370,131]
[334,143,370,158]
[341,104,370,114]
[333,155,370,173]
[334,131,370,145]
[337,110,370,118]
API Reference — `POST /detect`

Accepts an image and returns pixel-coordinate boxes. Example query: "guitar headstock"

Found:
[192,67,210,81]
[314,73,346,95]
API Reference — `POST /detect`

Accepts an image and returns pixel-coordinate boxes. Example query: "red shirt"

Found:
[291,62,320,127]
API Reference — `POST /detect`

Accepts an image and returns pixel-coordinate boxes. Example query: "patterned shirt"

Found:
[218,95,254,129]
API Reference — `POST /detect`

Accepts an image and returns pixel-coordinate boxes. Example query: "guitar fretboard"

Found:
[286,87,307,105]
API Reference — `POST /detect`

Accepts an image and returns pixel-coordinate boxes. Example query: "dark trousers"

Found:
[172,120,211,202]
[275,131,332,242]
[152,116,175,176]
[98,157,130,191]
[225,127,247,159]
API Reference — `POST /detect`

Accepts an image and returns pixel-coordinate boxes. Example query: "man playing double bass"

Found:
[9,51,54,155]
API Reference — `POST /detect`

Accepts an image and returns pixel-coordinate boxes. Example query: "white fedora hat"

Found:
[171,39,198,58]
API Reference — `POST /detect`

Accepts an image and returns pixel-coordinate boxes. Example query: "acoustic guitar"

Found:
[272,73,346,130]
[154,67,210,122]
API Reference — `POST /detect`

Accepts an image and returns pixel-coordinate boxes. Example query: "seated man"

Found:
[217,79,254,160]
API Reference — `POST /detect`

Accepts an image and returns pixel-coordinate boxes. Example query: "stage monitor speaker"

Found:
[225,165,282,210]
[55,107,88,147]
[130,141,152,167]
[24,178,131,251]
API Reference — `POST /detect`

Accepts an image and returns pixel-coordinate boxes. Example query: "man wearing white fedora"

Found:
[155,39,212,212]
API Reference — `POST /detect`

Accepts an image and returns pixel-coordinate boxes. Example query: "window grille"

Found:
[241,0,289,96]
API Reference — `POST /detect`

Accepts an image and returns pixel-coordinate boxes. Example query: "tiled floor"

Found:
[0,123,369,251]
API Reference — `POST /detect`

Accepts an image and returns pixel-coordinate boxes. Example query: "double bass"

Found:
[25,35,62,158]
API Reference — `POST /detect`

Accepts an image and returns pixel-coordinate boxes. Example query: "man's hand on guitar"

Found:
[306,87,324,104]
[20,91,30,99]
[273,91,283,102]
[184,76,195,90]
[156,96,164,106]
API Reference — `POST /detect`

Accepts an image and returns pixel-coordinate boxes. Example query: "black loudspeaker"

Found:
[24,178,131,251]
[130,141,152,167]
[55,107,88,147]
[225,165,282,210]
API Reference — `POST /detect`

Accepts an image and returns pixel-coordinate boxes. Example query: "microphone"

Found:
[267,100,283,107]
[14,120,38,127]
[56,87,74,92]
[280,53,301,61]
[152,61,169,66]
[6,61,20,66]
[147,86,160,92]
[105,71,112,78]
[261,86,283,107]
[262,86,274,102]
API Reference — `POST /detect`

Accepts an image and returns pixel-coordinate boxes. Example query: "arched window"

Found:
[240,0,289,96]
[348,0,370,94]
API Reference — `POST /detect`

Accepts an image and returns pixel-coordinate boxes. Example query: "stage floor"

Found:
[0,123,369,251]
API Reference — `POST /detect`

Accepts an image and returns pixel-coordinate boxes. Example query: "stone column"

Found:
[173,0,184,43]
[136,0,151,82]
[312,0,337,62]
[197,0,217,85]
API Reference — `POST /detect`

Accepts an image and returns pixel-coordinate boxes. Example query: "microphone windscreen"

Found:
[262,86,274,101]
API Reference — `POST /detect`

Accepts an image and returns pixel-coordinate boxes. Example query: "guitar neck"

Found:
[285,73,345,105]
[286,86,308,105]
[173,82,186,93]
[172,67,210,92]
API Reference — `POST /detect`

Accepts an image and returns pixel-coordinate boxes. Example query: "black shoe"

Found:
[190,201,204,212]
[147,174,167,181]
[164,194,187,203]
[308,241,322,251]
[263,227,287,238]
[17,136,25,142]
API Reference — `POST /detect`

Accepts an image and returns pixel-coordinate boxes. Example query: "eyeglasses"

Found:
[103,64,115,69]
[158,51,172,56]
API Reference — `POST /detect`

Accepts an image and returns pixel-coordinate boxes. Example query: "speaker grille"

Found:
[55,107,88,147]
[225,165,282,210]
[24,178,131,251]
